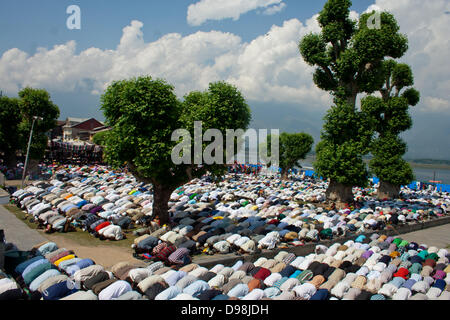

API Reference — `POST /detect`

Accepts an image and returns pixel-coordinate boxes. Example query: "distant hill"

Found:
[408,159,450,166]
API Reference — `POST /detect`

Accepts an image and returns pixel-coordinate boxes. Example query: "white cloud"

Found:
[0,0,448,116]
[187,0,285,26]
[226,17,330,107]
[263,2,286,15]
[0,16,330,110]
[423,97,450,112]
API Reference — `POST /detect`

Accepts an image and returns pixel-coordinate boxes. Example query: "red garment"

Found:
[393,267,409,280]
[152,242,169,255]
[423,259,436,269]
[156,245,177,261]
[95,221,111,232]
[253,268,271,281]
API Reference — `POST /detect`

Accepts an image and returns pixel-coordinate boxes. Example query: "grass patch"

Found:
[3,204,137,249]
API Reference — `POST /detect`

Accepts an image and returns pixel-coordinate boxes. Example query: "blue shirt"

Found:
[183,280,210,297]
[227,283,249,298]
[231,261,244,271]
[43,281,78,300]
[58,258,82,271]
[165,271,187,287]
[62,204,77,213]
[66,259,94,276]
[264,287,281,298]
[155,286,182,300]
[15,256,45,274]
[29,269,61,292]
[290,270,302,279]
[37,242,58,255]
[390,277,406,288]
[22,259,49,278]
[76,200,88,208]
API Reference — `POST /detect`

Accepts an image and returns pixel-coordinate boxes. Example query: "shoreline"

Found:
[409,162,450,170]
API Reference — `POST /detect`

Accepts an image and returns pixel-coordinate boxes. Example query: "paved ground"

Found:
[5,180,25,187]
[0,205,47,251]
[400,223,450,248]
[0,205,143,267]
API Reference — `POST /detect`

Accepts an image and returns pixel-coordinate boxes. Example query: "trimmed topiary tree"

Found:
[299,0,409,203]
[362,60,420,199]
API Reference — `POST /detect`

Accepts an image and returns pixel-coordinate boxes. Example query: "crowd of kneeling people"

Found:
[7,165,450,261]
[1,230,449,300]
[2,164,450,300]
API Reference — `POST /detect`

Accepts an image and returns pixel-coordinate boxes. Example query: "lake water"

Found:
[300,157,450,185]
[412,167,450,184]
[238,151,450,185]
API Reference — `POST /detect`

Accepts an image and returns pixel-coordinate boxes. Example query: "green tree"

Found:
[18,88,60,162]
[362,60,420,199]
[92,130,110,146]
[298,0,408,203]
[0,96,22,167]
[101,76,251,225]
[0,89,59,171]
[265,132,314,180]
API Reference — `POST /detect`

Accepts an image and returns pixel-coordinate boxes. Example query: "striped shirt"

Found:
[156,245,177,261]
[152,242,168,255]
[272,277,288,289]
[168,248,190,265]
[147,261,164,273]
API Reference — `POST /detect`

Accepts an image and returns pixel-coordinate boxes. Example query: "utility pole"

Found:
[21,116,43,188]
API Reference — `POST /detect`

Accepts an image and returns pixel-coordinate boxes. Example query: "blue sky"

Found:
[1,0,449,159]
[0,0,373,53]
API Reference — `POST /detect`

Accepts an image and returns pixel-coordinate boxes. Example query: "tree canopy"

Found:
[266,132,314,180]
[0,96,22,167]
[362,60,420,198]
[101,76,251,224]
[0,88,59,168]
[299,0,409,203]
[92,131,110,146]
[18,88,60,160]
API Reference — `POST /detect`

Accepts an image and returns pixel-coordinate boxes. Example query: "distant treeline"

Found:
[306,155,450,168]
[407,159,450,166]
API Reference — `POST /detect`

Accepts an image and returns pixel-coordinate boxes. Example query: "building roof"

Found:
[67,117,90,123]
[91,126,111,132]
[71,118,105,131]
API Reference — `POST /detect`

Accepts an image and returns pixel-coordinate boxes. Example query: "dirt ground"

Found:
[43,234,146,269]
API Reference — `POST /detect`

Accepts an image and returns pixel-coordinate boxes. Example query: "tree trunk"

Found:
[281,168,289,181]
[28,159,40,179]
[377,180,400,200]
[325,179,354,204]
[152,183,174,226]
